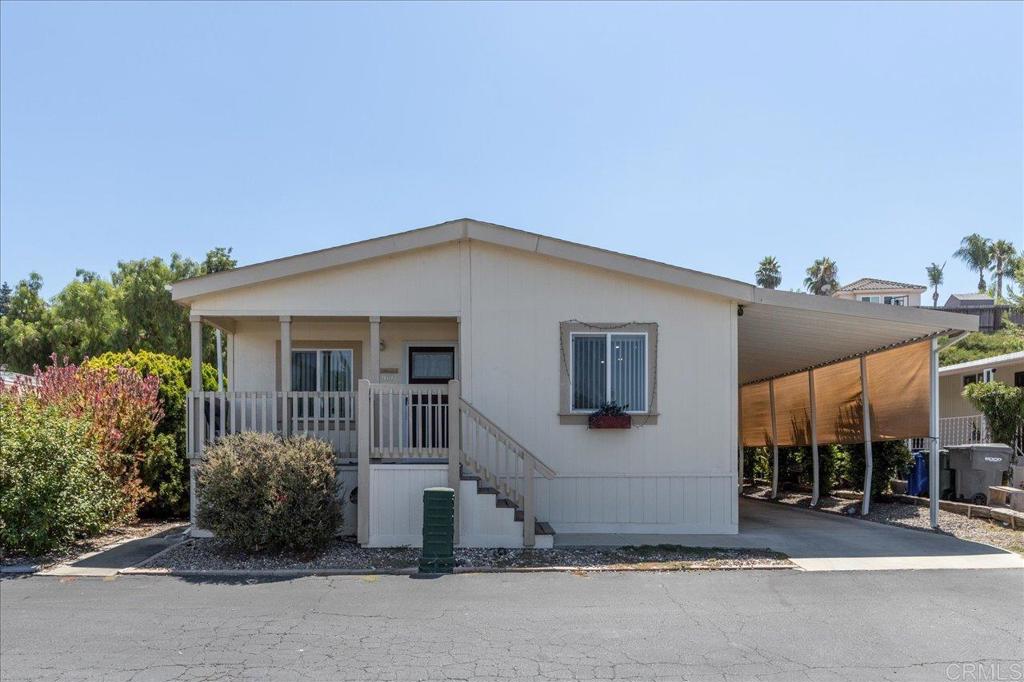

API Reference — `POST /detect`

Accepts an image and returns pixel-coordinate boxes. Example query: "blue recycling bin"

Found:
[906,451,929,497]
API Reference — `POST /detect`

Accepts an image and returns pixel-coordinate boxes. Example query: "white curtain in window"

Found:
[572,335,606,410]
[610,334,645,411]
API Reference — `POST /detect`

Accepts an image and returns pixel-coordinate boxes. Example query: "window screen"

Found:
[571,333,647,412]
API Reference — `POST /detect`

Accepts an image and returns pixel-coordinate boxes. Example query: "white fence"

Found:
[186,391,356,458]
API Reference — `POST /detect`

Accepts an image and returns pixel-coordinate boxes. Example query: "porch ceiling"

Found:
[738,291,978,385]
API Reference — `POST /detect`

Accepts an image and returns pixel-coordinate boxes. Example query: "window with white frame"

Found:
[570,332,647,412]
[291,349,354,392]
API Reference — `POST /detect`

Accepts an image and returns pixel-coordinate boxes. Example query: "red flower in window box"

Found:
[588,402,632,429]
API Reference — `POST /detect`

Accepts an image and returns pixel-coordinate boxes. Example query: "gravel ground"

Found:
[142,537,791,572]
[745,486,1024,554]
[1,521,186,569]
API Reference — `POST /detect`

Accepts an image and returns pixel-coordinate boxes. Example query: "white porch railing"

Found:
[186,391,357,458]
[907,415,1024,456]
[356,380,557,547]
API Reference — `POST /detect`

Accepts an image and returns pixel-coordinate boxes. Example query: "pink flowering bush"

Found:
[2,355,165,521]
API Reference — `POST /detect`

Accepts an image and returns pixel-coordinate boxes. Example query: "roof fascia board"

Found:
[939,351,1024,375]
[173,218,755,304]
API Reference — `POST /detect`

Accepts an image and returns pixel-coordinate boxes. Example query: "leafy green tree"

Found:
[202,247,236,275]
[804,257,839,296]
[925,262,945,308]
[0,281,12,316]
[49,270,120,362]
[0,273,53,372]
[963,381,1024,448]
[953,233,992,293]
[112,254,200,357]
[755,256,782,289]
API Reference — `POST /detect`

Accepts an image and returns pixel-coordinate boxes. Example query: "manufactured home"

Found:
[172,219,978,547]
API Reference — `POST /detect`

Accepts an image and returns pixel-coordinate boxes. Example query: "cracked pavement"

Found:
[1,569,1021,681]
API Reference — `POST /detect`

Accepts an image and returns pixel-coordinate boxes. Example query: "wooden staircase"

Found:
[460,469,556,543]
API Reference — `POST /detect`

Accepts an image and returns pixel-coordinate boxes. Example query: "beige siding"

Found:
[192,242,462,315]
[466,242,737,531]
[940,359,1024,418]
[197,239,739,533]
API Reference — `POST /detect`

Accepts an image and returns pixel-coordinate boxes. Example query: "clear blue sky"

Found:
[2,1,1021,299]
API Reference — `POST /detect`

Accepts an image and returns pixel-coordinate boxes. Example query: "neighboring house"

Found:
[942,294,1023,333]
[943,293,994,308]
[172,219,977,546]
[933,352,1024,454]
[832,278,926,306]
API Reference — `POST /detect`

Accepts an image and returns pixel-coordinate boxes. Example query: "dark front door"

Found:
[408,347,455,449]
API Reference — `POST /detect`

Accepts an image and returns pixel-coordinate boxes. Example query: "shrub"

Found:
[197,433,340,553]
[25,356,164,516]
[844,440,912,500]
[87,351,218,516]
[0,395,126,555]
[963,380,1024,447]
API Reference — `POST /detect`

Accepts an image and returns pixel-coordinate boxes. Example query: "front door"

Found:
[408,346,455,449]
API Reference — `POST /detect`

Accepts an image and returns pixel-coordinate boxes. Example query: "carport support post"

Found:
[769,379,779,499]
[929,337,940,528]
[860,356,873,516]
[809,370,820,507]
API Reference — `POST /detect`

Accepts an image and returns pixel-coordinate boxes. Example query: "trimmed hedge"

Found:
[197,433,341,553]
[0,395,126,555]
[86,351,218,516]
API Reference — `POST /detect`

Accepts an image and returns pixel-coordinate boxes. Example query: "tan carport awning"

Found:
[738,289,977,385]
[738,290,978,446]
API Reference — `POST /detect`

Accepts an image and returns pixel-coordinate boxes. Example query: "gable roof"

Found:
[835,277,926,293]
[946,292,993,302]
[171,218,755,303]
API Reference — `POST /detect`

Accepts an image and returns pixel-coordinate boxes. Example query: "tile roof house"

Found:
[832,278,927,306]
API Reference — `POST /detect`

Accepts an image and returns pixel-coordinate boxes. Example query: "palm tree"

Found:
[925,262,945,308]
[804,258,839,296]
[989,240,1016,302]
[755,256,782,289]
[953,234,992,293]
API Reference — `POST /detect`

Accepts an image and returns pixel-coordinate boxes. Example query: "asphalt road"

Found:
[2,569,1022,681]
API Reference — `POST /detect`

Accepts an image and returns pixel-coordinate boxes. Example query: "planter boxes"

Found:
[588,414,632,429]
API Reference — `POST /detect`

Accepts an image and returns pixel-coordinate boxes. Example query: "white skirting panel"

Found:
[367,464,447,547]
[535,474,737,534]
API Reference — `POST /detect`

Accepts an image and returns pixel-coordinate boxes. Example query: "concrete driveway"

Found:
[558,497,1024,570]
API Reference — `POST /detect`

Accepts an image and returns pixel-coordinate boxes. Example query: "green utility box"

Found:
[419,487,455,574]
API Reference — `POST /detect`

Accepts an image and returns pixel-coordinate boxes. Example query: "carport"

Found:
[736,289,979,528]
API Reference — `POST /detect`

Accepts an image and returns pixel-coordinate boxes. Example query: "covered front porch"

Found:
[184,313,556,548]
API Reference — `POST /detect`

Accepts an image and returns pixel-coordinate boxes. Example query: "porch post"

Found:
[447,379,461,544]
[929,337,940,528]
[190,314,203,392]
[357,379,371,545]
[189,315,203,531]
[769,378,779,499]
[809,370,820,507]
[861,356,873,516]
[280,316,291,437]
[369,316,381,382]
[737,387,744,492]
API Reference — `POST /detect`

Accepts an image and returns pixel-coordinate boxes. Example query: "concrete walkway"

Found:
[40,526,187,577]
[558,497,1024,571]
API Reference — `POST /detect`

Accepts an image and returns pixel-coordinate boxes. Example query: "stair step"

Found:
[477,486,498,496]
[535,521,555,536]
[495,498,515,509]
